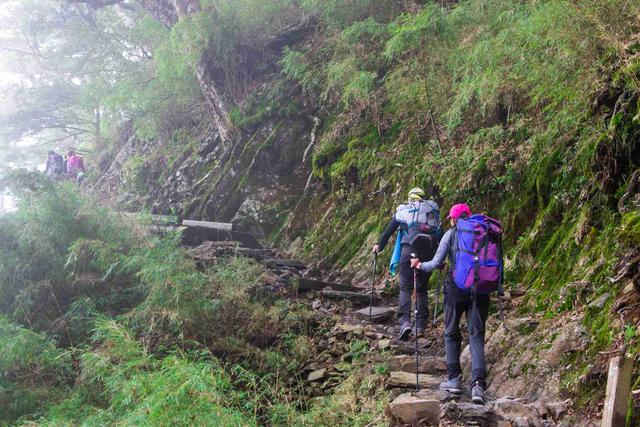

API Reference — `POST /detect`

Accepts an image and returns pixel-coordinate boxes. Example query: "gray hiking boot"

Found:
[439,376,462,394]
[471,382,485,405]
[398,322,412,341]
[413,325,426,337]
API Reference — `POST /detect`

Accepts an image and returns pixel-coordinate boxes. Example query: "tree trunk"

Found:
[137,0,230,141]
[94,107,103,150]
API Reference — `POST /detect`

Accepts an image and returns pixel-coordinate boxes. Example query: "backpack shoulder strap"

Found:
[449,226,458,262]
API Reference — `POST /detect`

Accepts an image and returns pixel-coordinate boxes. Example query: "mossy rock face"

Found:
[619,211,640,246]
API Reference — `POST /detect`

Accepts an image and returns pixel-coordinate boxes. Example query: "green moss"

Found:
[619,211,640,246]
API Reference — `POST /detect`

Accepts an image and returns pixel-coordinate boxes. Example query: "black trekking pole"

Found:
[433,269,445,327]
[497,238,508,330]
[412,253,420,392]
[369,253,377,321]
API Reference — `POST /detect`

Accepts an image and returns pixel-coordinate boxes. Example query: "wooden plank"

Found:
[182,219,232,231]
[601,355,634,427]
[292,277,361,293]
[119,212,230,228]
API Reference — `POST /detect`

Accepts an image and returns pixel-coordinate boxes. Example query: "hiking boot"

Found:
[439,376,462,394]
[413,325,426,337]
[471,382,485,405]
[398,322,412,341]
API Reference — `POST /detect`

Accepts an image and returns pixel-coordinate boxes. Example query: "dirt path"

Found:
[183,230,579,426]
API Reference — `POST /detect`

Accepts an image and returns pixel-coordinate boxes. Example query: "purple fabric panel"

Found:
[454,215,503,294]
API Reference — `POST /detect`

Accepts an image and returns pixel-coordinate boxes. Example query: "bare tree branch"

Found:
[66,0,126,10]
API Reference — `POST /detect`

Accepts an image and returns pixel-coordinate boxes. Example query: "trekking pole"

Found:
[433,270,444,327]
[369,253,377,322]
[412,253,420,392]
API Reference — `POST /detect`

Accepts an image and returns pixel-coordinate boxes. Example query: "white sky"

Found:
[0,1,51,200]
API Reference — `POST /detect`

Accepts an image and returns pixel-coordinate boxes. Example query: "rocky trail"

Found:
[169,217,588,427]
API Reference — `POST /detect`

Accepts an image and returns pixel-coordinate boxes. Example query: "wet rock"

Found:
[307,368,326,382]
[510,287,527,297]
[332,323,364,339]
[259,270,279,286]
[545,322,588,367]
[355,306,394,322]
[390,340,417,355]
[386,371,441,389]
[368,353,386,364]
[546,400,568,420]
[316,339,328,351]
[301,362,321,373]
[365,331,383,339]
[492,398,541,426]
[389,355,447,374]
[587,292,610,309]
[321,376,342,389]
[623,280,636,295]
[387,392,440,425]
[287,237,304,257]
[510,416,539,427]
[557,415,579,427]
[442,402,497,426]
[377,339,391,350]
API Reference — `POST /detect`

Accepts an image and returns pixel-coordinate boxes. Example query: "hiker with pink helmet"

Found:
[410,203,504,405]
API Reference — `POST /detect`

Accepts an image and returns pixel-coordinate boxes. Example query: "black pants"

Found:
[444,291,490,388]
[397,245,430,328]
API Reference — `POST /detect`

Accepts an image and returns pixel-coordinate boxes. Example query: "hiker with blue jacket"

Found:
[372,187,441,341]
[410,203,504,405]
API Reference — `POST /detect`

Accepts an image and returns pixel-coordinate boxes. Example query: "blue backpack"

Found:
[451,214,504,296]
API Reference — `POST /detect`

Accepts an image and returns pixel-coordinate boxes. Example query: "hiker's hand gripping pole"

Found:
[411,253,420,392]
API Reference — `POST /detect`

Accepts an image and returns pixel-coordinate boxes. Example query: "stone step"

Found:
[389,355,447,375]
[388,394,547,427]
[306,368,326,382]
[491,398,544,426]
[387,392,440,425]
[442,401,497,426]
[355,306,394,322]
[386,371,441,389]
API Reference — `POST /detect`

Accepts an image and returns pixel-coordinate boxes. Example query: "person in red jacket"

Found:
[66,150,85,184]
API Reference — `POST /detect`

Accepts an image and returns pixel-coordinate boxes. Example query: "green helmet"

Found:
[408,187,426,201]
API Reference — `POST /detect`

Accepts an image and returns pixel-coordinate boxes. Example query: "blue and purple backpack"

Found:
[451,214,504,296]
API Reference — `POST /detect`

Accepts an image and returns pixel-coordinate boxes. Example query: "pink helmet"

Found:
[447,203,471,220]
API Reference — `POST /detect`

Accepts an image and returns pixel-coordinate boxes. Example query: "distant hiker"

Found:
[410,203,504,405]
[66,150,85,184]
[372,187,441,341]
[44,151,65,180]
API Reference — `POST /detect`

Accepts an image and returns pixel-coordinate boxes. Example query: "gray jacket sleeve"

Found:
[418,229,453,273]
